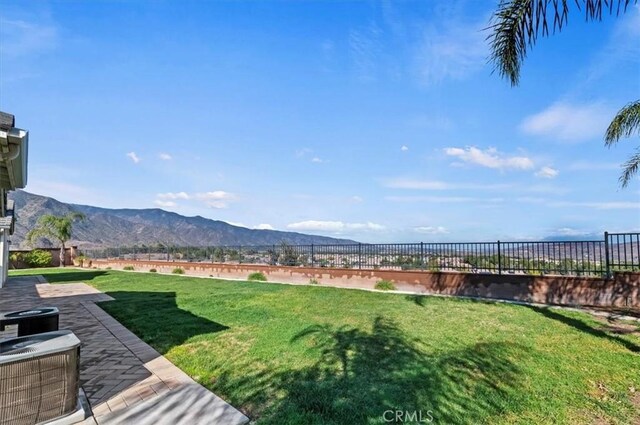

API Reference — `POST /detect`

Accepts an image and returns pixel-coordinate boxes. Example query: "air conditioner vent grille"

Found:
[0,347,79,425]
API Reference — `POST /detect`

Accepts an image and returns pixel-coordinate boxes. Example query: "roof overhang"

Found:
[0,112,28,190]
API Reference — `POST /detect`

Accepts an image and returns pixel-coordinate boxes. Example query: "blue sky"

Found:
[1,0,639,242]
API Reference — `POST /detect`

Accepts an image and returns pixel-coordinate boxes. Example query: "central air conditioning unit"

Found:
[0,330,81,425]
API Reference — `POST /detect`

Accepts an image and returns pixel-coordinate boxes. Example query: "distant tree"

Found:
[27,212,86,267]
[488,0,639,187]
[278,242,298,266]
[213,247,225,262]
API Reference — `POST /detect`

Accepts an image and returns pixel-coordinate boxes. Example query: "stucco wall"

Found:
[92,259,640,308]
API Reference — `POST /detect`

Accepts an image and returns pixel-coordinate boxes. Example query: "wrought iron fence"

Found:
[79,232,640,278]
[606,232,640,274]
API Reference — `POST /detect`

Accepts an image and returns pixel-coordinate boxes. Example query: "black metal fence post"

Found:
[358,243,362,269]
[311,244,315,267]
[604,231,611,278]
[497,240,502,275]
[420,242,424,271]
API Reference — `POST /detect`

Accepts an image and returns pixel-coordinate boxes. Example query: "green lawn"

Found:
[12,268,640,424]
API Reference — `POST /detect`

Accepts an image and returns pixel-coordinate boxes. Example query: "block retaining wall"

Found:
[91,259,640,308]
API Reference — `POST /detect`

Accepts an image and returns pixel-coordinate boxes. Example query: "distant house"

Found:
[0,111,29,287]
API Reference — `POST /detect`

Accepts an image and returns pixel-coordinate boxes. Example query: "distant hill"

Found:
[8,191,357,248]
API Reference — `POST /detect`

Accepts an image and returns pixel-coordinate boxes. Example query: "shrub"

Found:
[9,252,23,269]
[375,279,396,291]
[149,268,157,273]
[248,272,267,282]
[123,265,135,271]
[308,278,320,285]
[172,267,185,274]
[106,266,112,270]
[23,249,53,268]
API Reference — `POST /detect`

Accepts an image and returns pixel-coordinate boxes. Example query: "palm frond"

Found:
[619,148,640,187]
[605,100,640,146]
[26,212,85,246]
[487,0,636,86]
[26,227,59,247]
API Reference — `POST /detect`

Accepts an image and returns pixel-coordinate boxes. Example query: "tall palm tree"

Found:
[27,212,86,267]
[605,100,640,187]
[488,0,639,187]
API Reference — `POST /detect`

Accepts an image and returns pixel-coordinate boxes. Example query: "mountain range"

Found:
[8,191,356,248]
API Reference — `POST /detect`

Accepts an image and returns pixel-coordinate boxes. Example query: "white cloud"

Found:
[155,190,236,209]
[126,152,141,164]
[194,191,235,209]
[254,224,274,230]
[407,114,453,130]
[518,197,639,210]
[349,22,382,82]
[157,192,190,200]
[26,180,102,206]
[550,201,640,210]
[567,161,621,171]
[386,195,503,204]
[311,157,323,163]
[295,148,313,158]
[415,226,449,235]
[535,166,559,179]
[414,19,487,86]
[554,227,591,237]
[585,5,640,83]
[351,196,364,203]
[385,179,450,190]
[226,221,245,227]
[520,102,614,142]
[287,220,385,232]
[0,19,57,57]
[400,145,409,152]
[443,147,534,170]
[516,197,547,204]
[387,195,474,203]
[159,153,172,160]
[527,184,569,195]
[383,178,513,191]
[154,200,176,208]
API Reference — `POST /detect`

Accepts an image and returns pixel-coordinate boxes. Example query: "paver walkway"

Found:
[0,275,249,425]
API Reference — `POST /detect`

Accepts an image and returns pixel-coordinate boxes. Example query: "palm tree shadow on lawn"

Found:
[526,305,640,354]
[215,316,530,425]
[98,291,229,354]
[37,270,108,284]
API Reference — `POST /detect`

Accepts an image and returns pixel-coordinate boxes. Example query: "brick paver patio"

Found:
[0,275,249,425]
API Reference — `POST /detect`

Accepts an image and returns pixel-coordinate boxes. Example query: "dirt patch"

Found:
[597,322,640,336]
[588,306,640,319]
[592,315,640,337]
[631,391,640,425]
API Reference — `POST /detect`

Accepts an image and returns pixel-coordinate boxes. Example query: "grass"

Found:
[374,279,396,291]
[12,268,640,424]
